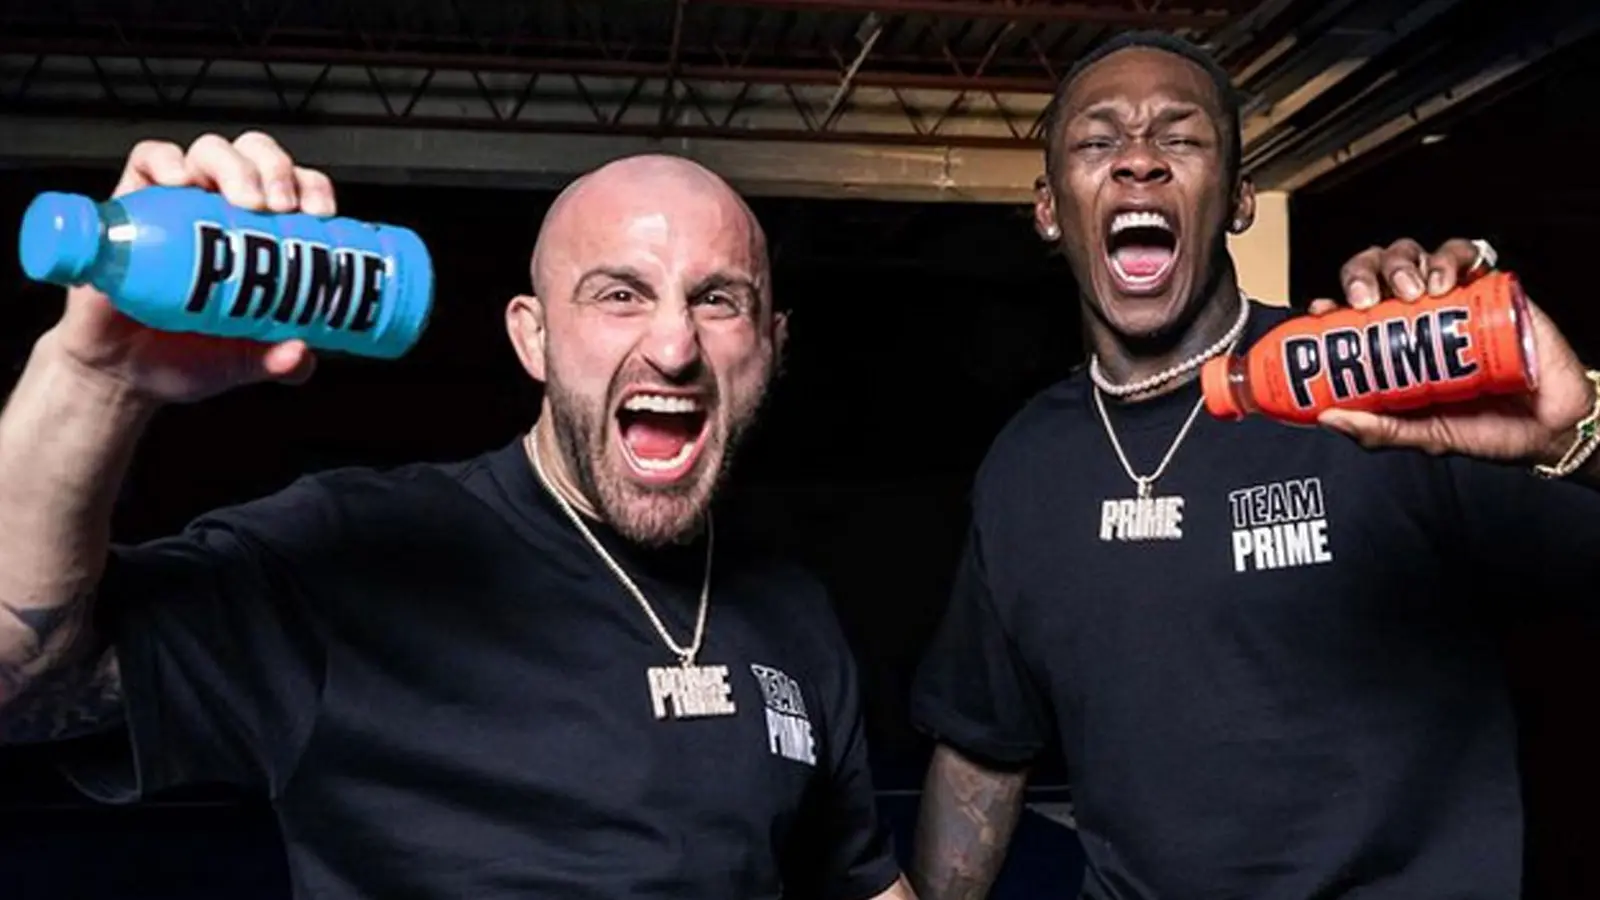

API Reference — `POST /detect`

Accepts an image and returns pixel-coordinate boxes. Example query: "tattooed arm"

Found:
[0,594,123,743]
[909,744,1029,900]
[0,334,156,743]
[0,626,123,743]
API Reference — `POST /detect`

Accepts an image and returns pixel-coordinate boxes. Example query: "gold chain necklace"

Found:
[525,431,710,666]
[1088,317,1248,543]
[523,430,737,721]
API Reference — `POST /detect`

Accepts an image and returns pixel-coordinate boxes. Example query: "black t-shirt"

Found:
[64,439,901,900]
[912,302,1600,899]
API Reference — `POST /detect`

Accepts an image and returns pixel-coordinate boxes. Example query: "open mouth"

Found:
[615,392,711,482]
[1105,209,1179,295]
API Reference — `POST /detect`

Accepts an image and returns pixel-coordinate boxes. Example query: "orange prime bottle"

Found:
[1201,271,1538,425]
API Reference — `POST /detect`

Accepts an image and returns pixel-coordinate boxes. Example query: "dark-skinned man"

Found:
[908,31,1600,900]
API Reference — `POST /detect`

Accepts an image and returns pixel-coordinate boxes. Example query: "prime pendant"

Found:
[1099,479,1186,542]
[646,661,738,720]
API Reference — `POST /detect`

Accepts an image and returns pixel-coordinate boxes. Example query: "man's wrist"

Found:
[1533,368,1600,482]
[28,330,164,428]
[1572,451,1600,488]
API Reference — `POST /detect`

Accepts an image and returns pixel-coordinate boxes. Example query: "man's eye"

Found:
[1078,137,1115,150]
[601,289,638,304]
[695,292,742,316]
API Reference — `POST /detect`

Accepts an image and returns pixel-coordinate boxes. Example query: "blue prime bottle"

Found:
[18,186,434,360]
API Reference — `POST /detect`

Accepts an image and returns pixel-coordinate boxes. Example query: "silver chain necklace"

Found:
[1089,291,1251,398]
[525,431,711,668]
[1092,387,1207,500]
[1089,306,1250,543]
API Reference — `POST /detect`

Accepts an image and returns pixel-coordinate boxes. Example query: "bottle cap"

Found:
[19,192,103,286]
[1200,355,1244,421]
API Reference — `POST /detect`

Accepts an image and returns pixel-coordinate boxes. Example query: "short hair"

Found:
[1042,30,1242,182]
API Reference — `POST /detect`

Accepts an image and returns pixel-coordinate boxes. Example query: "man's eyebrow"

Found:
[572,266,657,302]
[1153,106,1204,126]
[690,272,760,296]
[1078,106,1122,127]
[1075,100,1206,127]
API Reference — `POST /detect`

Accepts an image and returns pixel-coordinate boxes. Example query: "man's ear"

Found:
[1032,174,1063,242]
[766,308,790,380]
[773,309,790,361]
[1229,175,1257,234]
[506,293,547,382]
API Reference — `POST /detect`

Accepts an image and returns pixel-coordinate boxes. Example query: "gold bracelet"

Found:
[1535,369,1600,479]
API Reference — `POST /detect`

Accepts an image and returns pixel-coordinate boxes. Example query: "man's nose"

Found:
[1113,142,1171,185]
[639,301,704,380]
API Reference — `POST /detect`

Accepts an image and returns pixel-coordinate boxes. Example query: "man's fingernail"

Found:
[1428,270,1447,294]
[268,179,297,209]
[1396,271,1424,299]
[1348,282,1374,308]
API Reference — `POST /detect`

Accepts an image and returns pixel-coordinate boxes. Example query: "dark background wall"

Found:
[2,45,1599,894]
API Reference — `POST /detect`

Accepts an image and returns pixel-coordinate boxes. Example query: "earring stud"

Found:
[1043,224,1061,239]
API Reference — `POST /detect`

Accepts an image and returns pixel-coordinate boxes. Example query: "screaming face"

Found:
[512,158,781,547]
[1037,46,1250,341]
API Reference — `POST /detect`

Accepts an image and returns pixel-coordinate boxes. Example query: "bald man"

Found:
[0,132,913,900]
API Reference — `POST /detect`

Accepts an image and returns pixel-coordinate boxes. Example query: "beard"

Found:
[543,360,770,548]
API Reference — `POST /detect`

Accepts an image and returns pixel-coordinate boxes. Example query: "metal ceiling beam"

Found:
[704,0,1229,28]
[0,37,1061,94]
[0,98,1042,150]
[659,0,690,131]
[820,14,888,128]
[1227,0,1366,93]
[1205,0,1310,71]
[1239,0,1468,151]
[1254,8,1600,191]
[0,20,1048,77]
[0,116,1045,203]
[0,45,1051,156]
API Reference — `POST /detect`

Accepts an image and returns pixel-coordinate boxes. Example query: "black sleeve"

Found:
[1447,454,1600,616]
[781,607,903,900]
[910,520,1052,767]
[60,476,335,804]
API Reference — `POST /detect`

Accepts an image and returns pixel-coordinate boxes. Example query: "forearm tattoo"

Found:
[910,745,1029,900]
[0,594,124,743]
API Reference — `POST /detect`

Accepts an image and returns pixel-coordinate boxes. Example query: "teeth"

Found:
[627,436,698,472]
[622,394,701,414]
[1111,210,1172,234]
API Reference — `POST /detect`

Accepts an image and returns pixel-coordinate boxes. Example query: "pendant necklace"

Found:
[1091,296,1251,542]
[526,431,736,720]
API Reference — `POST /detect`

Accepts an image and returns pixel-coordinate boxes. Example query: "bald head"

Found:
[531,154,768,301]
[505,152,785,547]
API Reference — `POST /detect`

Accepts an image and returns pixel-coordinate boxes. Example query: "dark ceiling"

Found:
[1,0,1597,191]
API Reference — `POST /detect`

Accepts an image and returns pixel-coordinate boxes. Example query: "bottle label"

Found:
[1280,306,1478,411]
[184,221,389,333]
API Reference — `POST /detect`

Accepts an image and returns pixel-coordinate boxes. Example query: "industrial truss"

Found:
[0,0,1263,149]
[1,0,1593,197]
